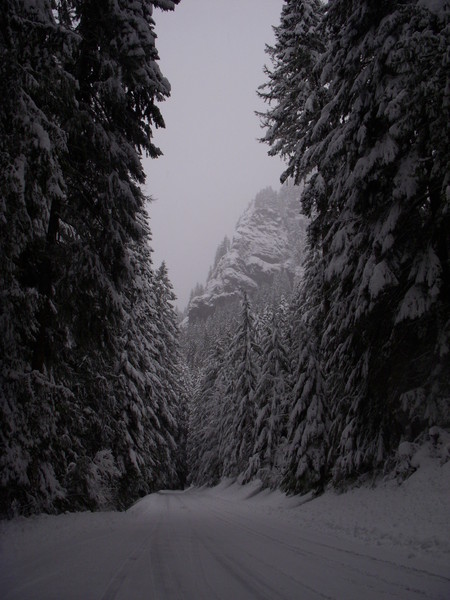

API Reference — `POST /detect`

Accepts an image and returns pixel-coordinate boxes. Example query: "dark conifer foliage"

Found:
[188,339,230,485]
[246,309,291,486]
[0,0,184,517]
[184,0,449,495]
[153,262,188,489]
[223,293,260,477]
[283,259,328,494]
[258,0,326,184]
[259,0,450,488]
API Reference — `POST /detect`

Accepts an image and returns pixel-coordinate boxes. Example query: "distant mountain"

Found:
[188,184,308,321]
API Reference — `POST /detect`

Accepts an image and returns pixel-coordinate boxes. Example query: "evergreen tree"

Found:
[101,238,175,505]
[247,310,291,486]
[188,339,229,485]
[0,0,78,515]
[55,0,180,374]
[153,262,187,490]
[283,257,329,494]
[213,236,231,272]
[258,0,326,184]
[221,293,260,477]
[262,0,450,483]
[186,368,204,482]
[0,0,181,516]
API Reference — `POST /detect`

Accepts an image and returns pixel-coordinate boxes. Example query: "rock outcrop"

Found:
[188,184,307,321]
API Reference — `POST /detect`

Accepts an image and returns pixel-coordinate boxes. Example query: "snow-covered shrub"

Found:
[66,450,120,511]
[86,450,121,510]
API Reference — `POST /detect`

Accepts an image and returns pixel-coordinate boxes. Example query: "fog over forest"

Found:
[1,1,449,598]
[145,0,285,309]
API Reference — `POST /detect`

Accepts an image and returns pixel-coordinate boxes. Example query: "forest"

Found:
[1,0,449,518]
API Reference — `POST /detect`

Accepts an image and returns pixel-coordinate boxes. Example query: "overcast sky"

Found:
[143,0,285,309]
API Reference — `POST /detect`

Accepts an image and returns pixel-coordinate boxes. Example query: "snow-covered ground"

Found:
[1,449,449,599]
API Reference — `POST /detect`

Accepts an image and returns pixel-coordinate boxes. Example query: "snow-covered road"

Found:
[1,481,449,600]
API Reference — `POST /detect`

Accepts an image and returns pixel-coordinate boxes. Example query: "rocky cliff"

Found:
[188,184,307,321]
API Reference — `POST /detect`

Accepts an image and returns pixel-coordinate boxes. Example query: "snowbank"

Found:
[204,443,450,563]
[1,439,448,600]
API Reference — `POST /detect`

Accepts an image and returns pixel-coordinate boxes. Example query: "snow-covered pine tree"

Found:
[100,231,164,506]
[186,369,203,482]
[262,0,450,483]
[213,236,231,272]
[57,0,179,374]
[68,0,181,507]
[188,338,230,485]
[152,262,187,490]
[247,309,291,486]
[175,362,192,489]
[221,293,260,478]
[322,0,449,482]
[0,0,181,515]
[258,0,326,184]
[0,0,79,516]
[283,253,329,494]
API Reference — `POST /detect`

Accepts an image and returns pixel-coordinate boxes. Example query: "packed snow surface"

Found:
[1,456,449,599]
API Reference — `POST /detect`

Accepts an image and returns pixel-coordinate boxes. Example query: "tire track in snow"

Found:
[169,491,269,600]
[99,498,164,600]
[203,495,450,583]
[178,492,337,599]
[99,490,450,600]
[198,534,290,600]
[191,493,449,599]
[174,495,225,600]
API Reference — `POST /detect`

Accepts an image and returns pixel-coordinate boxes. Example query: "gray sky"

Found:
[144,0,285,309]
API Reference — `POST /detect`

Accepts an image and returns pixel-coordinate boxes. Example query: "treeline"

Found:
[187,0,449,493]
[0,0,186,517]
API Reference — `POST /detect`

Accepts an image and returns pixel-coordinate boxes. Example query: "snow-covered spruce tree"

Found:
[0,0,181,516]
[283,251,329,495]
[175,362,192,489]
[262,0,450,483]
[246,309,291,485]
[67,0,182,507]
[186,368,206,483]
[57,0,180,379]
[0,0,79,516]
[221,293,260,478]
[152,262,187,490]
[188,338,230,485]
[258,0,326,184]
[88,240,174,508]
[213,236,231,273]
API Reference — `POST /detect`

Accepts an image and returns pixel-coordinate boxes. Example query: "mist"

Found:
[144,0,284,309]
